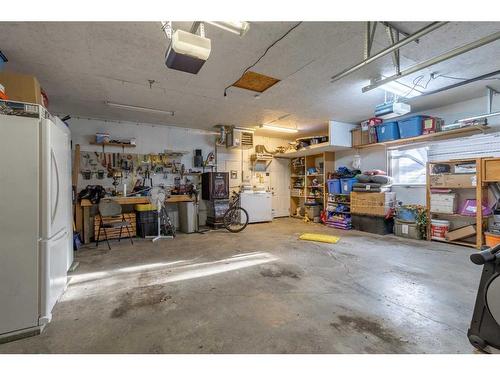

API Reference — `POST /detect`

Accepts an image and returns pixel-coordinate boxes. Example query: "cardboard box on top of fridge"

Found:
[0,70,42,105]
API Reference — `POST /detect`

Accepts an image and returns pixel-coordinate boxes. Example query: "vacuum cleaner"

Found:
[468,243,500,353]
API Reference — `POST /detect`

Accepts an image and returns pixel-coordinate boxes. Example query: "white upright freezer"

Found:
[0,101,72,341]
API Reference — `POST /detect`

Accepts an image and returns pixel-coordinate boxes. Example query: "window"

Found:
[389,146,428,185]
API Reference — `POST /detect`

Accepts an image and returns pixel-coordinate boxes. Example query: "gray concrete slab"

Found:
[0,218,480,353]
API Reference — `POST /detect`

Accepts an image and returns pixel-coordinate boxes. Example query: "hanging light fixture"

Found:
[206,21,250,36]
[106,101,174,116]
[260,124,298,133]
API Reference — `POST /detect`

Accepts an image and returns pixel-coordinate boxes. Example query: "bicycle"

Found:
[159,203,176,238]
[222,191,249,233]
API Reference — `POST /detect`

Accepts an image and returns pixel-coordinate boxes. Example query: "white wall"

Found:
[68,117,290,225]
[334,95,500,205]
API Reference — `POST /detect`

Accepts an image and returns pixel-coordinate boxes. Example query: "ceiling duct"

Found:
[226,127,254,149]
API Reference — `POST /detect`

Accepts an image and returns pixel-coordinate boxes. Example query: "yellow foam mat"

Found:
[299,233,340,244]
[134,203,156,211]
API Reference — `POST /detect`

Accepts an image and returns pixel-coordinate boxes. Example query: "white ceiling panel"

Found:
[0,21,499,134]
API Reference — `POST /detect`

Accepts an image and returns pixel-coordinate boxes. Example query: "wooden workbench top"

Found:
[80,195,193,207]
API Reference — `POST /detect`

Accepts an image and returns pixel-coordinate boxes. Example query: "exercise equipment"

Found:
[468,243,500,353]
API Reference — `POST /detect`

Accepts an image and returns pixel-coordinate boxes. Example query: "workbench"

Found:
[78,195,194,244]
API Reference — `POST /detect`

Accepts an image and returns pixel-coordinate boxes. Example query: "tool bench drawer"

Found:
[483,158,500,182]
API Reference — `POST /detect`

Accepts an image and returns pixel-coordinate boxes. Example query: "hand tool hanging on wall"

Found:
[142,168,153,187]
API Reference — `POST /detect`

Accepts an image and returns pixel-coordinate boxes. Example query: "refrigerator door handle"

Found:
[49,229,67,242]
[50,148,60,224]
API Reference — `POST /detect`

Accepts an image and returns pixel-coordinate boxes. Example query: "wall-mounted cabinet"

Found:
[278,121,357,158]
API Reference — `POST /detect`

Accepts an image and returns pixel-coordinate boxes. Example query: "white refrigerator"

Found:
[0,101,72,341]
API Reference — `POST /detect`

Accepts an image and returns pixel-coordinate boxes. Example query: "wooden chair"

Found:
[96,199,134,250]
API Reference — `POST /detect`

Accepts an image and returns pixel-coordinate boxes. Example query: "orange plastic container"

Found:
[0,83,8,100]
[485,232,500,247]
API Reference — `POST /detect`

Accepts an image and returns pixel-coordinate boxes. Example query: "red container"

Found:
[367,118,383,143]
[422,117,444,135]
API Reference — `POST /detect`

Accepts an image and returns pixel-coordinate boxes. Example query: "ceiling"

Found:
[1,21,499,136]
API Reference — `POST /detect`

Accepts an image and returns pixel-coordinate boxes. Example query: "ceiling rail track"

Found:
[362,30,500,93]
[330,22,448,83]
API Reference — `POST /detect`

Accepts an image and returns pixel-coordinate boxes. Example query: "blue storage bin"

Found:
[327,179,341,194]
[398,116,425,139]
[376,122,400,142]
[396,207,417,223]
[340,178,357,194]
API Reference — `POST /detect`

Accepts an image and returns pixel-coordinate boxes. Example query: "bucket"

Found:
[485,232,500,248]
[431,219,450,241]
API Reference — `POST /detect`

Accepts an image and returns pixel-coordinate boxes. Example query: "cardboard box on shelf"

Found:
[0,71,42,105]
[446,225,476,241]
[350,192,396,217]
[351,128,369,147]
[430,193,457,214]
[430,174,476,188]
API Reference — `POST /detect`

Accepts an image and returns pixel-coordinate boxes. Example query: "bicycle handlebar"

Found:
[470,243,500,265]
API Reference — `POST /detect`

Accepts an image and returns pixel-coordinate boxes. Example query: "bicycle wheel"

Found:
[223,207,249,233]
[160,206,176,237]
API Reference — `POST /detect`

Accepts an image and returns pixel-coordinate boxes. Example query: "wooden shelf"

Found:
[289,152,334,218]
[356,125,489,150]
[278,143,350,158]
[427,158,485,250]
[90,141,136,148]
[432,239,477,248]
[430,212,491,219]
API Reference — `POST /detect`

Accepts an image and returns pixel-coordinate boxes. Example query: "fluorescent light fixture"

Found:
[106,101,174,116]
[206,21,250,36]
[260,124,298,133]
[375,79,423,98]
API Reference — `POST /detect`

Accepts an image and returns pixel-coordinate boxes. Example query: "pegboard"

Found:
[78,150,199,193]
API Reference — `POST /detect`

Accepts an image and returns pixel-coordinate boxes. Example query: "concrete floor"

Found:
[0,218,481,353]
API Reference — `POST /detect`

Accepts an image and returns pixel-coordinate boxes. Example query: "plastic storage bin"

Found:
[327,179,341,194]
[394,219,422,239]
[458,199,493,216]
[376,121,400,142]
[351,214,394,235]
[136,210,158,238]
[395,206,417,222]
[340,178,357,194]
[485,232,500,247]
[398,116,425,139]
